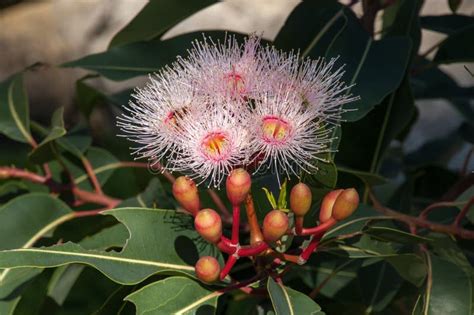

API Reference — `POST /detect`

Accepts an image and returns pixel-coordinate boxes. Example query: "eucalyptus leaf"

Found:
[109,0,217,47]
[28,107,67,164]
[0,75,33,144]
[267,277,325,315]
[125,276,220,314]
[0,208,220,284]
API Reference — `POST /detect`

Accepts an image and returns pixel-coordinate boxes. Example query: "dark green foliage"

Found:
[0,0,473,314]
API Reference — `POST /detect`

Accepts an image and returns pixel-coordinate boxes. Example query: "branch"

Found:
[369,192,474,239]
[81,156,103,195]
[0,166,121,208]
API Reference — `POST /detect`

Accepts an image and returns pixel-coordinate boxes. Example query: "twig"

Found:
[369,192,474,239]
[453,197,474,227]
[461,147,473,176]
[81,156,103,195]
[0,166,121,208]
[419,200,469,220]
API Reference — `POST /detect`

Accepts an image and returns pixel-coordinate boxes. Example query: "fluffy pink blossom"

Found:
[118,34,358,187]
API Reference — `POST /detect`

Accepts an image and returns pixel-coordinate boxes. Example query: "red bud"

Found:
[332,188,359,221]
[263,210,289,242]
[226,168,251,206]
[290,183,312,217]
[194,208,222,243]
[195,256,220,283]
[319,189,343,223]
[172,176,200,215]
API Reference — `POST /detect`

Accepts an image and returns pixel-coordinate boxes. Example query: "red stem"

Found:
[454,197,474,227]
[238,242,269,257]
[297,218,337,236]
[217,237,235,254]
[295,216,304,235]
[81,157,103,195]
[231,205,240,245]
[298,237,321,264]
[220,255,237,280]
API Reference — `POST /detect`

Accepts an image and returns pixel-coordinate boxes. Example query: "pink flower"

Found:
[172,102,249,187]
[118,34,359,187]
[178,34,267,100]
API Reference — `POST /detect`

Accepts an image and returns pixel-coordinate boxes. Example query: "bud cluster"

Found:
[172,168,360,284]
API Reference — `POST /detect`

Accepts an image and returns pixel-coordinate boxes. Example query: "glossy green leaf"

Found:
[337,167,387,186]
[322,204,386,240]
[267,277,325,315]
[65,31,248,81]
[0,194,73,299]
[0,208,220,284]
[420,15,474,34]
[456,186,474,224]
[332,235,427,287]
[448,0,462,13]
[426,255,472,315]
[47,264,84,306]
[273,0,346,58]
[359,261,402,313]
[364,226,432,244]
[110,0,216,47]
[0,75,33,144]
[307,160,337,189]
[125,276,220,314]
[28,107,67,164]
[327,8,412,121]
[434,24,474,63]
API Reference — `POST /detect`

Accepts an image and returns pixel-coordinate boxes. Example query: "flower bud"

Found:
[226,168,251,206]
[319,189,343,223]
[172,176,200,215]
[263,210,289,243]
[290,183,312,217]
[332,188,359,221]
[195,256,220,283]
[194,208,222,243]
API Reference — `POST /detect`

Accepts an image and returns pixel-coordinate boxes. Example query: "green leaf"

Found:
[118,178,166,208]
[0,194,73,299]
[64,31,248,81]
[364,226,432,244]
[0,75,33,144]
[0,208,220,284]
[109,0,216,47]
[267,277,325,315]
[456,186,474,223]
[28,107,67,164]
[307,160,337,189]
[322,204,386,240]
[277,179,288,210]
[359,261,402,313]
[46,224,130,306]
[326,8,412,121]
[125,276,221,314]
[448,0,462,13]
[420,15,474,34]
[337,167,387,186]
[426,255,472,315]
[273,0,346,58]
[47,264,84,306]
[262,187,278,210]
[434,24,474,64]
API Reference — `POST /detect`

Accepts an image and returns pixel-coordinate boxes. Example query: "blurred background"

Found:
[0,0,473,170]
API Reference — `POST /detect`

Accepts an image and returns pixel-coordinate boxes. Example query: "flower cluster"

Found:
[118,35,358,187]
